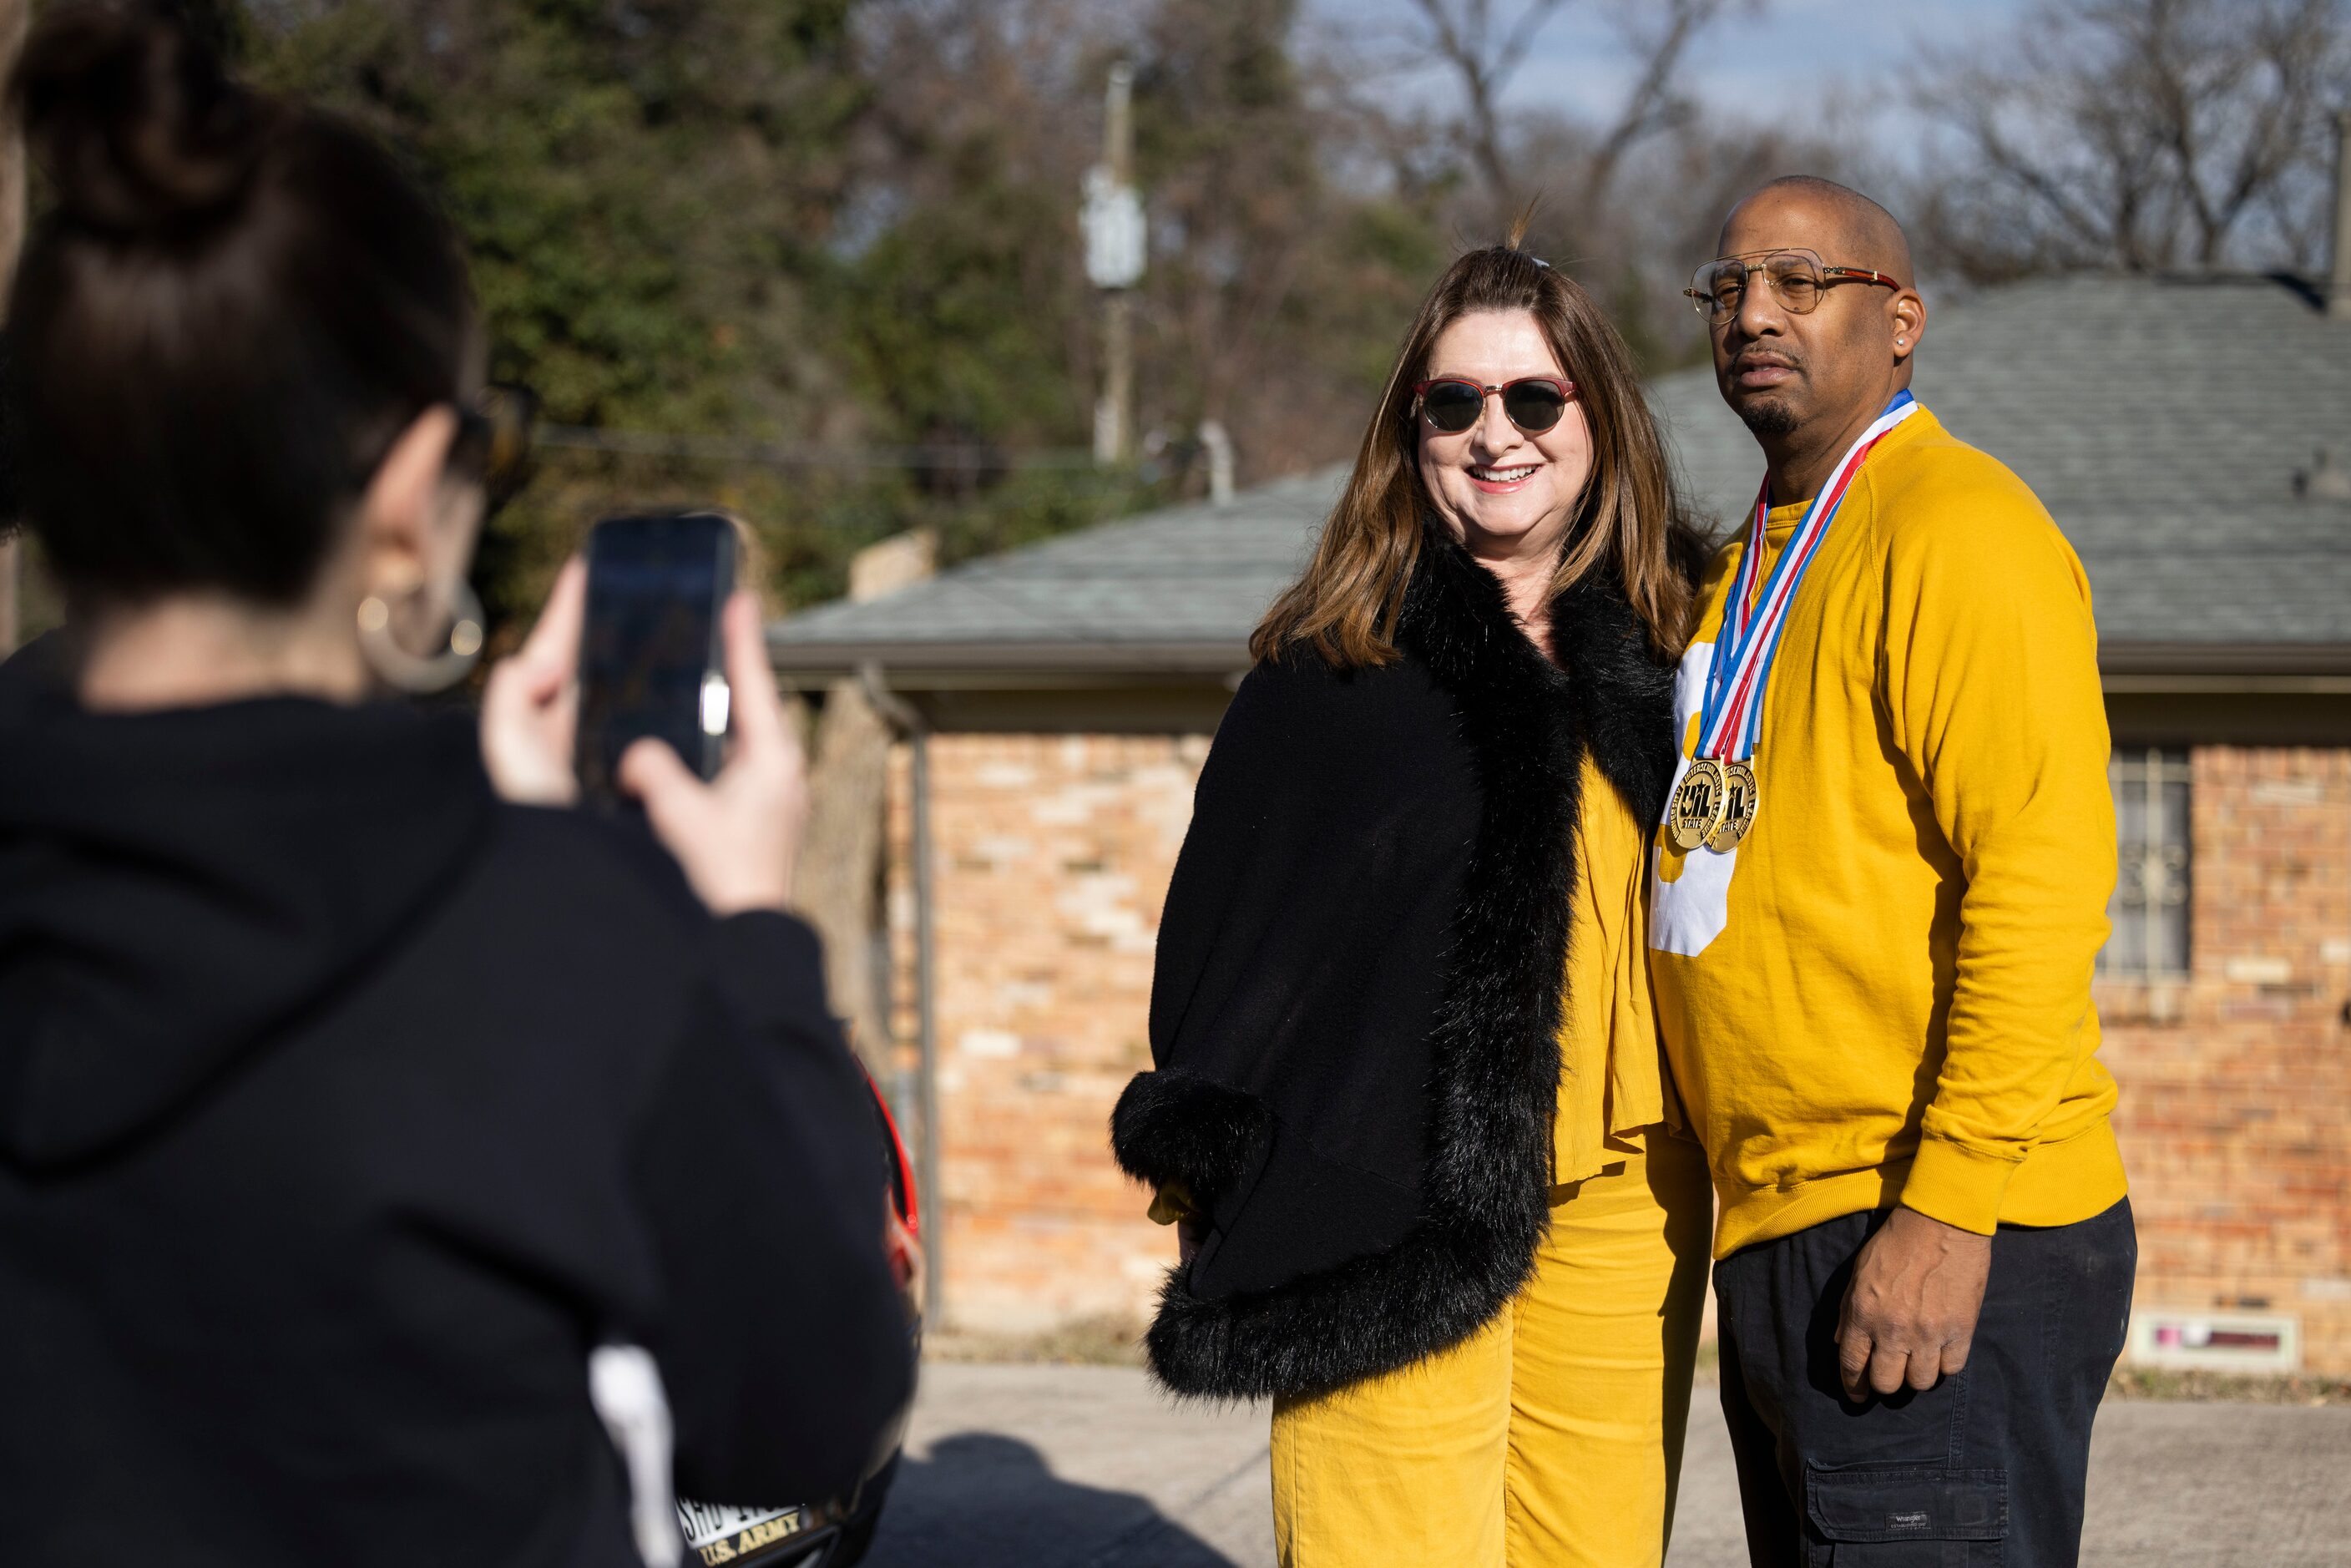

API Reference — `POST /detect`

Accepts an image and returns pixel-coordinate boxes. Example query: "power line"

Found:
[536,423,1102,473]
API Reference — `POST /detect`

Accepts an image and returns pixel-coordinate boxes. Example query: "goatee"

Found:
[1738,397,1797,438]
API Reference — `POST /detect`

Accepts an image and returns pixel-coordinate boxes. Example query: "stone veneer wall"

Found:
[888,733,2351,1372]
[2097,746,2351,1373]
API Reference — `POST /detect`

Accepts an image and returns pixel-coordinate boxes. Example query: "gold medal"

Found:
[1706,760,1759,852]
[1668,757,1729,852]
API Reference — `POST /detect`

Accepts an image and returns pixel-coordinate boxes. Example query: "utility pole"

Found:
[2330,109,2351,322]
[1082,62,1145,464]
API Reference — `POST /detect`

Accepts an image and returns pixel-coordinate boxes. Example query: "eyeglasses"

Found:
[1685,249,1904,322]
[1411,376,1577,435]
[452,383,538,511]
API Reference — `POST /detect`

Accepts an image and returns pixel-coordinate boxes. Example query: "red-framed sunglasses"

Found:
[1410,376,1577,435]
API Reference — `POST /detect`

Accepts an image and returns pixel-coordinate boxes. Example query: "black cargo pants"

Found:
[1712,1199,2135,1567]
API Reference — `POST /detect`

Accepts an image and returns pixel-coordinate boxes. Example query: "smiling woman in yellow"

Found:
[1111,235,1711,1566]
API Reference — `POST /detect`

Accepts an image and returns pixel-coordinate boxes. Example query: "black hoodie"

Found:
[0,685,913,1566]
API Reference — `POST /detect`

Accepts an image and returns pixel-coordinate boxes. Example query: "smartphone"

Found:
[575,511,739,810]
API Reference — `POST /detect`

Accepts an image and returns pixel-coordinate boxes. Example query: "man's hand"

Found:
[1834,1206,1992,1399]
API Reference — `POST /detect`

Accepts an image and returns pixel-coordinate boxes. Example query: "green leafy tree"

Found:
[223,0,885,618]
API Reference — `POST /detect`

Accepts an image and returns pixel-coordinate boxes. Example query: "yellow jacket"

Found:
[1650,407,2126,1257]
[1557,751,1677,1185]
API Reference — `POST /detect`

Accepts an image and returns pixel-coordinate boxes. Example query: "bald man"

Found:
[1647,178,2134,1567]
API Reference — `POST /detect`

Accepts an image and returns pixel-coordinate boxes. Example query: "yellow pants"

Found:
[1270,1136,1712,1567]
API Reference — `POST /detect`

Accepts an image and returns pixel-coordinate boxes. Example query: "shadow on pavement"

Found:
[862,1431,1241,1568]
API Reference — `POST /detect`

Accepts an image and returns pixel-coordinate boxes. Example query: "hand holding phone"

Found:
[576,512,739,805]
[480,557,588,807]
[617,590,808,915]
[479,516,806,914]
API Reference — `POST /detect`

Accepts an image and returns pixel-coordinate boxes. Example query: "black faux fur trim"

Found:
[1557,569,1681,833]
[1140,538,1676,1400]
[1110,1069,1272,1206]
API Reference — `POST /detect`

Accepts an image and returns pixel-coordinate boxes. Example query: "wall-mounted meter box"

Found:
[2127,1308,2300,1373]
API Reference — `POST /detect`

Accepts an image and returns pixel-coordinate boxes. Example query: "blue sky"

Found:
[1311,0,2035,146]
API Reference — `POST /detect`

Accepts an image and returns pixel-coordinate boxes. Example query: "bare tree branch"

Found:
[1491,0,1571,100]
[1407,0,1570,218]
[1404,0,1750,245]
[1911,0,2350,279]
[1580,0,1737,210]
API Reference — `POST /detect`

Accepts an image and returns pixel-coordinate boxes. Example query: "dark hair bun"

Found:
[8,0,475,608]
[15,0,272,235]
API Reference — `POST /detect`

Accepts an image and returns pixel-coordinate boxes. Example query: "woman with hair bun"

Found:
[1111,235,1712,1564]
[0,5,910,1562]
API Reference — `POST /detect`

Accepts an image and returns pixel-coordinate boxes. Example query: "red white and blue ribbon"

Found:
[1696,390,1919,761]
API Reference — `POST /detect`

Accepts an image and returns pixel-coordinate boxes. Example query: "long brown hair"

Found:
[1252,235,1696,667]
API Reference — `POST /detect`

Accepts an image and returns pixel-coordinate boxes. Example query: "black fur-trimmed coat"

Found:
[1110,533,1678,1401]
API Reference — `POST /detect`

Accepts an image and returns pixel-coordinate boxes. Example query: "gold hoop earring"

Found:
[357,580,485,694]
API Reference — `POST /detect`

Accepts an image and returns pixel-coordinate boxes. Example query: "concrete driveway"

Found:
[861,1363,2351,1568]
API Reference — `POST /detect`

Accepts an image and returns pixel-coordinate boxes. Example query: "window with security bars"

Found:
[2100,747,2191,979]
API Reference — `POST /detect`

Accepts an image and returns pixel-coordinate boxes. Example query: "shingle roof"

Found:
[768,464,1342,675]
[771,273,2351,679]
[1654,273,2351,666]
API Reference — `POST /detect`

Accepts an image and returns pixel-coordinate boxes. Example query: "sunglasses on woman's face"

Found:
[1411,375,1577,435]
[451,383,538,512]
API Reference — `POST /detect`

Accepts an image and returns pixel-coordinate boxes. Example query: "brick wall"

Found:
[885,733,1209,1333]
[2099,746,2351,1373]
[888,731,2351,1372]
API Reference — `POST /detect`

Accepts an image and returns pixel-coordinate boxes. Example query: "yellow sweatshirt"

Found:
[1649,407,2126,1258]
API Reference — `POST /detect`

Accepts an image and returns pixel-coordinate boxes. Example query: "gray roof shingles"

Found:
[772,273,2351,672]
[769,466,1342,668]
